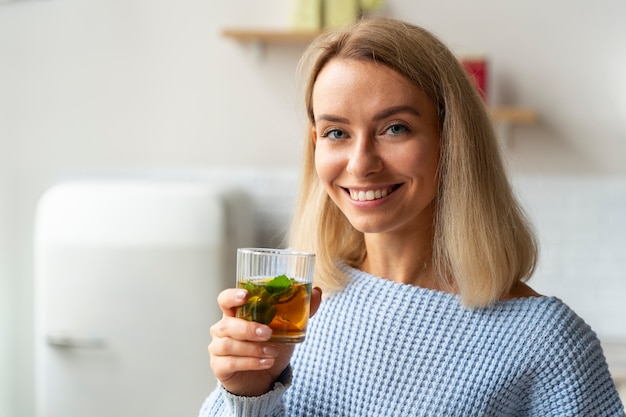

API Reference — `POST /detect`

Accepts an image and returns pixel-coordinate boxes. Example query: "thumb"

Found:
[309,287,322,317]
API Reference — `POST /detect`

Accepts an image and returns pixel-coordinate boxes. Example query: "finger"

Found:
[210,354,276,378]
[216,288,248,316]
[208,337,280,360]
[211,316,273,342]
[309,287,322,317]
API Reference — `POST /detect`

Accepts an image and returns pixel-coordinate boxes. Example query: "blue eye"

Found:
[385,124,409,135]
[323,129,348,140]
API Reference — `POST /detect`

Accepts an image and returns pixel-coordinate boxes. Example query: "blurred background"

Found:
[1,0,625,416]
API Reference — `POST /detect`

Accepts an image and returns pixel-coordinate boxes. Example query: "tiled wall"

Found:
[182,168,300,248]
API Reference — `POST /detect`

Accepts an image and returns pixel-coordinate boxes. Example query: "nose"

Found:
[346,134,383,178]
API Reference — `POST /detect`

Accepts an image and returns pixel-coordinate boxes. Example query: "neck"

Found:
[360,229,444,291]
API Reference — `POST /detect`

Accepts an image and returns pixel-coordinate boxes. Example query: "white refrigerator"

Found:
[34,179,255,417]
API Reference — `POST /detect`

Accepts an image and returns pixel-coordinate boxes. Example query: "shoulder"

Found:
[512,298,625,413]
[503,282,541,299]
[482,296,623,414]
[499,295,593,344]
[532,298,604,373]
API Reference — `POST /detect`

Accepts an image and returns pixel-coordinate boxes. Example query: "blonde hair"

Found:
[288,17,537,307]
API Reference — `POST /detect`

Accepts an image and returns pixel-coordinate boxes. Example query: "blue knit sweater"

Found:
[200,263,625,416]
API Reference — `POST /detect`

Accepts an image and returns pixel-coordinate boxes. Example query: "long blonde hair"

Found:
[288,17,537,307]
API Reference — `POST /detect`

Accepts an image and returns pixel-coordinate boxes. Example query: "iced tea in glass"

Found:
[235,248,315,343]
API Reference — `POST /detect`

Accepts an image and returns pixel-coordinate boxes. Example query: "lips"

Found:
[347,185,399,201]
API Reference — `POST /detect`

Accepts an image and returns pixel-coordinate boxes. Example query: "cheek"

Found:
[412,145,440,189]
[314,144,345,186]
[394,142,440,190]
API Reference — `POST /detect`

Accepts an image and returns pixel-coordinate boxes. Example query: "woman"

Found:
[202,17,625,416]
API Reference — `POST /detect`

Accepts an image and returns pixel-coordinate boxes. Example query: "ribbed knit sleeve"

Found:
[199,263,625,416]
[198,370,290,417]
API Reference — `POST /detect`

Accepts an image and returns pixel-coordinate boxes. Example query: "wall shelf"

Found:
[222,29,322,44]
[490,107,537,124]
[222,28,322,60]
[490,107,538,147]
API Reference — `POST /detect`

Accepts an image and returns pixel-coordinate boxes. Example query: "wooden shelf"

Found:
[490,107,537,124]
[490,107,538,147]
[222,29,322,44]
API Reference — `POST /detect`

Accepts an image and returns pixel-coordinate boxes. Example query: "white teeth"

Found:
[349,187,393,201]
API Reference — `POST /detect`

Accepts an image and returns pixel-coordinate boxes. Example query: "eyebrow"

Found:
[314,105,421,125]
[314,114,350,124]
[374,105,421,120]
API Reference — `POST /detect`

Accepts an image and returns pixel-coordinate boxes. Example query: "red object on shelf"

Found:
[460,56,488,101]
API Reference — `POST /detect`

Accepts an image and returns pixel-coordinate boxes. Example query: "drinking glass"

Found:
[235,248,315,343]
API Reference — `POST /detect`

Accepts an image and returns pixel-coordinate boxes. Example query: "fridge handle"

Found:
[46,334,106,349]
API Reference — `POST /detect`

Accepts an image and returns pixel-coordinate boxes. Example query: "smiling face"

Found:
[312,58,441,238]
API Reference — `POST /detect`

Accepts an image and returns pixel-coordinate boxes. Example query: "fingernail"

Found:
[259,358,274,368]
[235,290,247,300]
[262,345,279,357]
[255,326,272,339]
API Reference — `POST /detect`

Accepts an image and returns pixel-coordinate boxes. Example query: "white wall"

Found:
[391,0,626,173]
[1,0,625,415]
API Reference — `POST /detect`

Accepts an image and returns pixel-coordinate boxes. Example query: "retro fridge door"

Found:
[34,179,254,417]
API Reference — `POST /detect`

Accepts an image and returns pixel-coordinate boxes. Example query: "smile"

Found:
[347,186,398,202]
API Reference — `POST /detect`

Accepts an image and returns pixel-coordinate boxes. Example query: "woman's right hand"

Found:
[208,287,321,397]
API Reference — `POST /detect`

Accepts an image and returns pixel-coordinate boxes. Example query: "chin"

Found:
[345,218,388,235]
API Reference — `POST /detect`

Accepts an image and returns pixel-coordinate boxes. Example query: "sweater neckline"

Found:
[338,262,552,308]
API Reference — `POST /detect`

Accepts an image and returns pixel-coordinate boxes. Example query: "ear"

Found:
[311,127,317,146]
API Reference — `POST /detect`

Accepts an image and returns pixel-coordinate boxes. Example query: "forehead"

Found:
[311,58,432,116]
[315,58,413,91]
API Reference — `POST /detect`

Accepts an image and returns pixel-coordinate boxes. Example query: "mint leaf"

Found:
[265,274,294,294]
[245,295,276,325]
